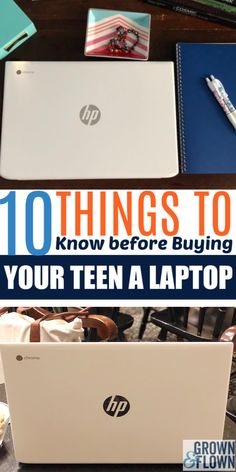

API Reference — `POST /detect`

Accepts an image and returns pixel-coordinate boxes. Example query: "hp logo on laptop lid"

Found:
[103,395,130,417]
[80,105,101,126]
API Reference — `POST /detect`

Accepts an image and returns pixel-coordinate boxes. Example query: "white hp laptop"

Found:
[0,342,232,464]
[0,61,179,180]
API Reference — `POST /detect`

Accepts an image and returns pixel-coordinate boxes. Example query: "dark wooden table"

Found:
[1,0,236,189]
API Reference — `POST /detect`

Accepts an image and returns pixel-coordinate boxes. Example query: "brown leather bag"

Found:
[16,307,118,342]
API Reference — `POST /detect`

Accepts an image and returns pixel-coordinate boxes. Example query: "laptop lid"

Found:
[0,61,179,180]
[0,342,232,464]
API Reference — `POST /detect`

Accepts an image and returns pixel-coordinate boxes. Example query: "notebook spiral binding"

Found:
[176,44,187,173]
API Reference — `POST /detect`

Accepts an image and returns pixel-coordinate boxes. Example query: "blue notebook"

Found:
[176,43,236,173]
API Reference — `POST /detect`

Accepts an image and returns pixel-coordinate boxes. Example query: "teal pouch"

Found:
[0,0,37,59]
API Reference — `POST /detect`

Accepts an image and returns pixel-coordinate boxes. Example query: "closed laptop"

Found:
[0,342,232,463]
[0,61,179,180]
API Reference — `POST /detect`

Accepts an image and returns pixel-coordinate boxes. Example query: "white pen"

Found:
[206,75,236,131]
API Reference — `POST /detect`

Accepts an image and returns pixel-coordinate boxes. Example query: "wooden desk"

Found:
[1,0,236,189]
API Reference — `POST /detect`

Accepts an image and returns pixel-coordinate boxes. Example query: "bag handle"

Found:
[29,314,51,342]
[62,313,118,341]
[17,307,50,319]
[0,307,10,316]
[16,306,90,319]
[17,308,118,342]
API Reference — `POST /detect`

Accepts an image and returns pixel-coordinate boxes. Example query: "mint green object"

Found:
[0,0,37,59]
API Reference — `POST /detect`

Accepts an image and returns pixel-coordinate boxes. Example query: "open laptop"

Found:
[0,61,179,180]
[0,342,232,464]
